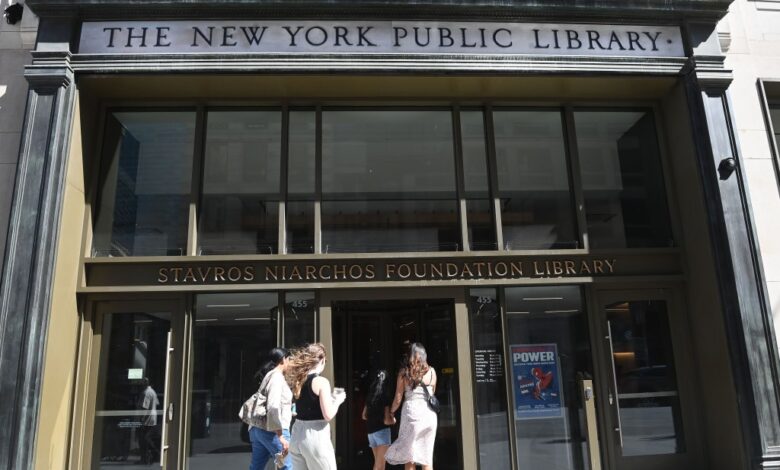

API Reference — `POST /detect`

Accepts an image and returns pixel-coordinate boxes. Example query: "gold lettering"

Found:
[214,267,226,282]
[545,261,552,275]
[305,265,317,280]
[579,261,592,275]
[533,261,545,276]
[265,266,278,281]
[593,260,605,274]
[334,264,347,280]
[197,266,211,282]
[319,265,332,280]
[243,266,255,281]
[446,263,459,277]
[183,267,197,283]
[365,264,376,279]
[349,264,363,280]
[461,263,474,277]
[564,260,576,275]
[604,258,616,273]
[552,261,564,276]
[486,262,493,276]
[413,263,427,279]
[398,264,412,279]
[289,265,303,281]
[157,268,168,283]
[510,262,524,277]
[228,267,242,282]
[474,262,486,277]
[494,262,508,276]
[385,264,396,278]
[281,265,288,281]
[430,263,443,278]
[171,267,183,282]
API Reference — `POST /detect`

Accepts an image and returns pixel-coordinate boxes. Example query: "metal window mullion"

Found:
[279,105,289,255]
[279,291,285,347]
[453,106,469,252]
[564,106,589,251]
[188,105,207,256]
[315,106,323,254]
[484,105,504,251]
[498,287,520,470]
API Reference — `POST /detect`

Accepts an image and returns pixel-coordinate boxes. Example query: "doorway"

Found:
[332,299,462,470]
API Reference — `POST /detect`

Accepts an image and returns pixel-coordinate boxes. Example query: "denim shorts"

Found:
[367,427,391,448]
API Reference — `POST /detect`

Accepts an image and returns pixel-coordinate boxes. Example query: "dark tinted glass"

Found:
[467,199,497,250]
[188,293,278,469]
[199,111,281,254]
[469,288,512,470]
[288,110,316,196]
[321,110,459,252]
[283,292,315,348]
[93,111,195,256]
[493,110,578,250]
[460,110,490,196]
[575,110,673,248]
[286,201,315,254]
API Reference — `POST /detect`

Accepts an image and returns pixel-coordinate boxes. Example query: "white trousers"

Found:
[289,419,337,470]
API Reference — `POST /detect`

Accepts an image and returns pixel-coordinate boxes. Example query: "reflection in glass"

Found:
[283,292,315,348]
[493,110,578,249]
[288,110,317,196]
[467,199,496,251]
[188,293,278,470]
[505,286,591,470]
[199,111,282,254]
[286,201,315,254]
[321,200,460,253]
[321,110,460,252]
[93,112,196,256]
[605,300,685,456]
[92,311,170,468]
[575,111,673,248]
[469,289,511,470]
[460,110,490,196]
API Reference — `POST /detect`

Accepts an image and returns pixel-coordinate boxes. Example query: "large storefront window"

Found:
[199,110,282,255]
[91,106,673,257]
[321,110,459,252]
[93,111,196,256]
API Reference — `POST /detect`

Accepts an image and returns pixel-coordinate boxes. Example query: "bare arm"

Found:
[383,406,396,426]
[390,372,405,414]
[312,376,344,421]
[429,368,437,394]
[361,405,367,421]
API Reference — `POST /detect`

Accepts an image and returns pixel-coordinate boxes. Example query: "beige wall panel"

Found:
[661,81,746,469]
[34,94,85,470]
[0,50,31,135]
[742,158,780,283]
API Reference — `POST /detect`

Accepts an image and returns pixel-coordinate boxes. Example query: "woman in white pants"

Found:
[286,343,346,470]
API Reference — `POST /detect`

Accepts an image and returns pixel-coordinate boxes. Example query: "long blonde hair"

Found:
[285,343,327,399]
[402,342,429,385]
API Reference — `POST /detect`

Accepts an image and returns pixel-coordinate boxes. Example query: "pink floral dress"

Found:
[385,376,438,466]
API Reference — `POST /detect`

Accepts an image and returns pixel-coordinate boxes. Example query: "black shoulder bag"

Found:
[420,374,441,414]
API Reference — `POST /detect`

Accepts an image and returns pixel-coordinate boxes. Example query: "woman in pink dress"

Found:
[385,342,438,470]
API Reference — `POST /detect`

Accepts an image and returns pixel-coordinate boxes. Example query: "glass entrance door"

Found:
[332,298,462,469]
[594,290,699,470]
[89,299,184,469]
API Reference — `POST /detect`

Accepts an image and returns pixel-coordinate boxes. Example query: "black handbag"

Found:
[420,376,441,414]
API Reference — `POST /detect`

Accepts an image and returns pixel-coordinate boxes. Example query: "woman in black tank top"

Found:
[286,343,346,470]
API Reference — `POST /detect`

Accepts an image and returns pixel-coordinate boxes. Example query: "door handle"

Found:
[167,402,174,422]
[605,321,624,448]
[579,379,602,470]
[160,331,174,467]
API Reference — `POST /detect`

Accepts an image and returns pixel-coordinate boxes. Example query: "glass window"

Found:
[198,110,282,255]
[321,110,460,252]
[286,111,316,253]
[188,293,279,470]
[283,291,316,348]
[505,286,592,470]
[605,299,685,456]
[468,288,512,470]
[461,111,497,250]
[93,111,196,256]
[493,110,578,250]
[286,201,315,254]
[575,110,673,248]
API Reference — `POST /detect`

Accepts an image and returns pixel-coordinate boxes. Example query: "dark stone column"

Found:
[684,22,780,469]
[0,18,76,469]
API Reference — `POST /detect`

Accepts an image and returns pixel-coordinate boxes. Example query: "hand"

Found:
[279,435,289,454]
[333,391,347,406]
[384,415,396,426]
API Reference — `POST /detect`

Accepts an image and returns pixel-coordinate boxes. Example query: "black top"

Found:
[365,387,392,434]
[295,374,325,421]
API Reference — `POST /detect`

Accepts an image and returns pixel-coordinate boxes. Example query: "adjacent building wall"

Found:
[722,0,780,347]
[0,0,36,280]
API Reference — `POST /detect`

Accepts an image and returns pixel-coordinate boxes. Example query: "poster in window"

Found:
[510,343,563,420]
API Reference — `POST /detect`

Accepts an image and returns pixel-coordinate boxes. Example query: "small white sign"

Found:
[78,20,685,58]
[127,368,143,380]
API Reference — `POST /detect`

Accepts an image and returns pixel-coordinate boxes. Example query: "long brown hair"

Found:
[402,342,429,385]
[285,343,326,399]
